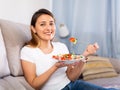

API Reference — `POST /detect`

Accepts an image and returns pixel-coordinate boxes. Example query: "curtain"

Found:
[111,0,120,58]
[52,0,120,59]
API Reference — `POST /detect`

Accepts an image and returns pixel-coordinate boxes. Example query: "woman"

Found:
[20,8,117,90]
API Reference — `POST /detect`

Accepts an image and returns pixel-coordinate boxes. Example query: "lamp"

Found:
[58,24,69,38]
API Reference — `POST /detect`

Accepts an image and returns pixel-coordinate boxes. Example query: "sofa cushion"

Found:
[109,58,120,74]
[82,56,118,80]
[0,27,10,78]
[0,19,31,76]
[0,76,33,90]
[0,79,12,90]
[86,74,120,88]
[15,77,34,90]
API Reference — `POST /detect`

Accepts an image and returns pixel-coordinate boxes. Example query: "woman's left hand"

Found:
[83,42,99,56]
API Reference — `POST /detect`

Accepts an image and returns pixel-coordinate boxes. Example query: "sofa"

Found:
[0,19,120,90]
[0,19,34,90]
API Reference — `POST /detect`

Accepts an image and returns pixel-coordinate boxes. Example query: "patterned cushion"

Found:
[82,56,118,80]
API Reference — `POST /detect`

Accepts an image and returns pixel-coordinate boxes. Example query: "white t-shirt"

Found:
[20,42,70,90]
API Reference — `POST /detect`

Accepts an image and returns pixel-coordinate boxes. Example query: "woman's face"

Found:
[32,14,56,41]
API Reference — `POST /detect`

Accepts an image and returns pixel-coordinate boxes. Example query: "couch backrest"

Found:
[0,19,31,76]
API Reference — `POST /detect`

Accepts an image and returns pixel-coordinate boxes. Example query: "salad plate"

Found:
[52,54,86,64]
[57,59,84,64]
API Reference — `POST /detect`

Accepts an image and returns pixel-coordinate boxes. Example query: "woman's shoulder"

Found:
[20,45,37,63]
[21,45,37,52]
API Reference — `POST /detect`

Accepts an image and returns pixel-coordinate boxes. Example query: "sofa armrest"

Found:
[109,58,120,74]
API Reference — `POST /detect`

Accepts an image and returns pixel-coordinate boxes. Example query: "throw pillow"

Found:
[0,19,31,76]
[82,56,118,80]
[0,27,10,77]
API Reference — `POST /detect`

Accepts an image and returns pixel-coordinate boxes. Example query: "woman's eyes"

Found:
[40,24,45,26]
[40,23,54,26]
[50,22,54,26]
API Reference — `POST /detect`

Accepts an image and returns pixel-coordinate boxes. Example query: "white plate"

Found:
[55,55,85,64]
[57,59,80,64]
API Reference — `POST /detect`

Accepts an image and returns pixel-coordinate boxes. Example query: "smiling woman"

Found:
[20,8,118,90]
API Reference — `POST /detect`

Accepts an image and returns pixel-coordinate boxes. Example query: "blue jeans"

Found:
[62,80,117,90]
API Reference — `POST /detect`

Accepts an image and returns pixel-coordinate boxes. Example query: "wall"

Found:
[0,0,52,25]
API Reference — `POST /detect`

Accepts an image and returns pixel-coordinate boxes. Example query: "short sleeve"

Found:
[20,46,35,63]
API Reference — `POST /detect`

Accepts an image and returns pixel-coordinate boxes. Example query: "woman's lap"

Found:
[62,80,117,90]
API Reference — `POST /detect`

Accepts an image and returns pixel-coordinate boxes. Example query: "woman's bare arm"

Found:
[21,60,68,90]
[21,60,59,89]
[66,43,99,81]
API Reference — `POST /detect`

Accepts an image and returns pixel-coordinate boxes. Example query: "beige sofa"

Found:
[0,19,34,90]
[0,19,120,90]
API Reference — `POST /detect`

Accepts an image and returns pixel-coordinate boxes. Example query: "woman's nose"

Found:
[46,25,51,30]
